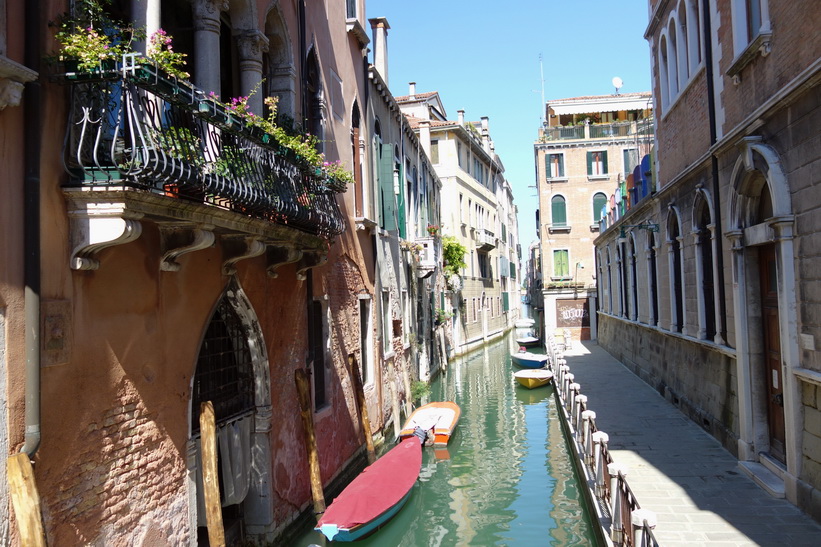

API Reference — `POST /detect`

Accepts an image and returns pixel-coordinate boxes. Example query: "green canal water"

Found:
[291,336,598,546]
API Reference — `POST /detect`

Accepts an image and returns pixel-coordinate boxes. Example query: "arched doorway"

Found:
[189,278,274,544]
[728,137,798,477]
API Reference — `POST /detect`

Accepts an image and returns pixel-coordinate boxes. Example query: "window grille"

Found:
[192,299,255,433]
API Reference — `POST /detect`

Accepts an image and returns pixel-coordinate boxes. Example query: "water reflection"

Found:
[291,337,596,546]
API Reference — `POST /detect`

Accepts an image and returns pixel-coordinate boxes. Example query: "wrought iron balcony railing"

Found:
[61,54,345,239]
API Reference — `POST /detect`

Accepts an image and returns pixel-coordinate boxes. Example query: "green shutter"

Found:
[502,292,510,311]
[397,160,406,239]
[554,250,569,277]
[380,143,396,231]
[602,150,609,174]
[586,151,593,175]
[551,196,566,226]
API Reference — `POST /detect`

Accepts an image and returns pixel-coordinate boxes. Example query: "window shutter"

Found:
[602,150,609,174]
[586,151,593,175]
[552,196,566,226]
[380,143,396,231]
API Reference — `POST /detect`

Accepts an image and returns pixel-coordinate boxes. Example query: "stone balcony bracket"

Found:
[266,244,304,278]
[221,235,267,276]
[159,223,216,272]
[68,201,145,271]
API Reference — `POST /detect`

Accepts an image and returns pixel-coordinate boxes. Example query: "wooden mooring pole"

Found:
[7,453,46,547]
[295,368,326,514]
[348,354,376,464]
[199,401,226,547]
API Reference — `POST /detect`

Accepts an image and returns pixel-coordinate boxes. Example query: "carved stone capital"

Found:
[236,31,270,60]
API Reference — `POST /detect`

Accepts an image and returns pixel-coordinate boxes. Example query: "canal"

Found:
[291,335,598,546]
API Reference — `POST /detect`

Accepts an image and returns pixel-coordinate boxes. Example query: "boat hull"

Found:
[399,401,461,447]
[511,352,549,368]
[514,369,554,389]
[315,437,422,542]
[515,336,541,347]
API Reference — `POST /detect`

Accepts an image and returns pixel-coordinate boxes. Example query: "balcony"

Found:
[477,229,496,250]
[541,120,654,142]
[61,55,345,272]
[415,236,440,278]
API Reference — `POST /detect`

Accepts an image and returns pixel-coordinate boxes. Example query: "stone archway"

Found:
[727,137,799,489]
[187,277,274,543]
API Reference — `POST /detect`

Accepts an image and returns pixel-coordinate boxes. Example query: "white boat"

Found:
[510,351,549,368]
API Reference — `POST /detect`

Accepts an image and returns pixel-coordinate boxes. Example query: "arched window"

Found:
[305,48,324,153]
[606,248,614,313]
[696,202,716,340]
[551,195,567,227]
[264,5,296,118]
[677,4,690,83]
[667,20,680,97]
[593,192,608,224]
[659,35,670,109]
[686,0,702,73]
[351,102,364,217]
[629,235,638,320]
[648,233,659,326]
[668,210,684,333]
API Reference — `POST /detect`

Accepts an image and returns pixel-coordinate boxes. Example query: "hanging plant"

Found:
[146,29,189,80]
[442,236,467,277]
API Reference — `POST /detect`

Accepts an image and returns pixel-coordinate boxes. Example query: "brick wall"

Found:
[46,389,188,546]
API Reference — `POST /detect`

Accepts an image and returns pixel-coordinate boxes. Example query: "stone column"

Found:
[236,31,269,115]
[131,0,160,54]
[608,463,628,544]
[192,0,227,95]
[631,508,657,547]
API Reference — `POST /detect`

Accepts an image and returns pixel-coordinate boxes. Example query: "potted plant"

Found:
[426,224,440,236]
[53,0,136,73]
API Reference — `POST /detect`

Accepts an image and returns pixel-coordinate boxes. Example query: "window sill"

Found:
[727,31,773,84]
[547,177,568,183]
[548,225,571,234]
[587,174,610,181]
[346,18,370,47]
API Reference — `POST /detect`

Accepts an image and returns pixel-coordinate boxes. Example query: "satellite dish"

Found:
[612,77,623,94]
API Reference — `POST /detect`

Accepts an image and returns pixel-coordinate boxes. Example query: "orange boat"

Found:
[399,401,461,447]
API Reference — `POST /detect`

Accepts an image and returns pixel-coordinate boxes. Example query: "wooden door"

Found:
[759,245,785,462]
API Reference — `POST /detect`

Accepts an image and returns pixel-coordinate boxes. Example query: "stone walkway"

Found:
[562,341,821,546]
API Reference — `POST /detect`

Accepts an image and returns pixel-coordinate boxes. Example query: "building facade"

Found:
[535,92,653,342]
[0,1,449,545]
[595,0,821,521]
[396,85,521,355]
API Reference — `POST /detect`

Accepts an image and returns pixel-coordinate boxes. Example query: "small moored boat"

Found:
[511,350,549,368]
[399,401,461,447]
[515,335,540,347]
[514,368,554,389]
[315,435,423,542]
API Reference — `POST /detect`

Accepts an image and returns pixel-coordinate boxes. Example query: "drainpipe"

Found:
[702,0,727,342]
[21,0,42,457]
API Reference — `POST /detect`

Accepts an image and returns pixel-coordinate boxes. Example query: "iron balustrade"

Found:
[60,54,345,239]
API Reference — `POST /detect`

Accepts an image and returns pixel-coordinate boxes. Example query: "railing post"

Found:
[563,373,574,403]
[574,394,588,430]
[582,410,596,466]
[592,431,609,497]
[558,364,569,392]
[569,383,580,416]
[608,463,628,545]
[631,508,657,547]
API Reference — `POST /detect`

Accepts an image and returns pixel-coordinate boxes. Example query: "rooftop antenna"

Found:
[612,76,623,95]
[539,54,546,124]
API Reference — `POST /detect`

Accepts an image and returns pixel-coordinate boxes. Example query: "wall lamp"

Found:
[618,222,659,243]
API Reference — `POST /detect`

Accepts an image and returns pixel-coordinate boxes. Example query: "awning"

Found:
[549,97,651,116]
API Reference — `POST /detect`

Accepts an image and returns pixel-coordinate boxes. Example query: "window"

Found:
[587,151,608,176]
[623,148,638,177]
[478,252,489,278]
[358,296,372,384]
[309,299,329,410]
[430,139,439,164]
[648,234,659,326]
[668,213,684,333]
[381,290,392,354]
[745,0,762,43]
[551,195,567,227]
[553,249,569,278]
[547,153,565,179]
[695,199,716,340]
[457,142,463,168]
[593,192,608,223]
[346,0,357,19]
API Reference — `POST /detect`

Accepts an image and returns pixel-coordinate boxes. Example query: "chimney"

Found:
[409,82,416,99]
[418,120,431,156]
[457,109,465,126]
[481,116,490,151]
[369,18,390,85]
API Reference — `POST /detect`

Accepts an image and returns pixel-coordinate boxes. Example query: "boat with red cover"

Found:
[315,435,423,542]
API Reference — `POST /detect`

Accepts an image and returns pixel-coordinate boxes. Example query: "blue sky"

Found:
[366,0,652,248]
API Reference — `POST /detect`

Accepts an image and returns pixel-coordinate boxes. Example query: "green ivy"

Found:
[442,236,467,277]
